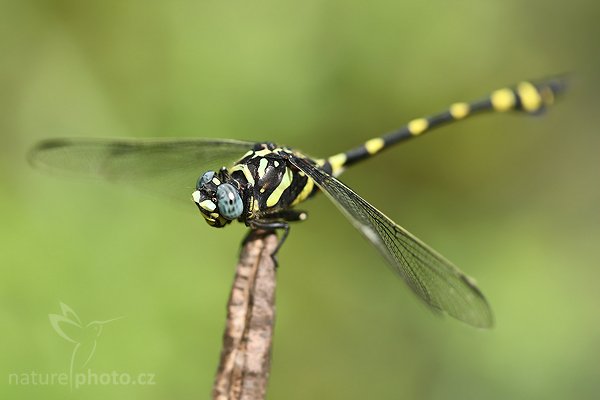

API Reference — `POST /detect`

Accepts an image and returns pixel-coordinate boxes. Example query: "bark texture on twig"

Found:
[212,231,278,400]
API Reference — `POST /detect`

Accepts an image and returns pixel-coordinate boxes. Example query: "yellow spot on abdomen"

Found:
[408,118,429,136]
[517,81,542,112]
[449,102,470,119]
[491,88,516,112]
[328,153,347,175]
[364,138,385,155]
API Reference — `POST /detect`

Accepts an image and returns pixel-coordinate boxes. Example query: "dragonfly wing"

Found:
[289,156,493,328]
[29,138,256,202]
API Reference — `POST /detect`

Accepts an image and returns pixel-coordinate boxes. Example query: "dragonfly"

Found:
[30,77,566,328]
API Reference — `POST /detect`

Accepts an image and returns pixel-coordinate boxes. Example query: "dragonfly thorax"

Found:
[192,169,244,228]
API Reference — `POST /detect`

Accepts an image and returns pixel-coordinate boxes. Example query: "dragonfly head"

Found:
[192,170,243,228]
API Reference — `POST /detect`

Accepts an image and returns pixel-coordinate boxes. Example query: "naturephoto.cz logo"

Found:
[7,303,156,390]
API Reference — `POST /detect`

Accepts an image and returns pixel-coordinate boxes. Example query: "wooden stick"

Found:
[212,231,278,400]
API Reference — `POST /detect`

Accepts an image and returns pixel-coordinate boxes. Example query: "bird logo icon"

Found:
[49,302,122,388]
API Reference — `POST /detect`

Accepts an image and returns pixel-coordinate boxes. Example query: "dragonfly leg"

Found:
[267,209,308,222]
[245,209,307,266]
[243,220,288,267]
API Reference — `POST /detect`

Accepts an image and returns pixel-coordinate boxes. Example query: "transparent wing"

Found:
[289,156,493,328]
[29,137,256,202]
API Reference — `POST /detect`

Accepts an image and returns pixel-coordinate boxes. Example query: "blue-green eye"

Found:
[216,183,243,220]
[197,170,215,189]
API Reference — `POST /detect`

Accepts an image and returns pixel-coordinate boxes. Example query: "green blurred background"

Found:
[1,1,599,399]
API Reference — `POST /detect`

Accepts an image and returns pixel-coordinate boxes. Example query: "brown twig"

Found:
[212,231,278,400]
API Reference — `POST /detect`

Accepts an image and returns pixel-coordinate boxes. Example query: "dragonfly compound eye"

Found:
[216,183,243,220]
[197,170,216,189]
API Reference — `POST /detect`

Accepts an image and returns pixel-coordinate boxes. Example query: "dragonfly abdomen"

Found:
[323,77,566,176]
